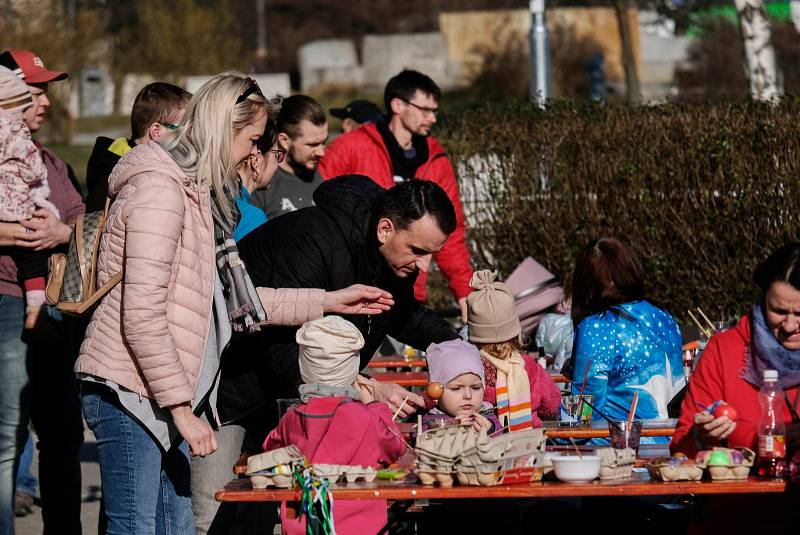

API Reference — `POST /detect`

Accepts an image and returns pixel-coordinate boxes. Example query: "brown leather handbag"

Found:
[46,198,122,316]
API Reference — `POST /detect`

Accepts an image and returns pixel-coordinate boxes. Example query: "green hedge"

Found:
[433,100,800,323]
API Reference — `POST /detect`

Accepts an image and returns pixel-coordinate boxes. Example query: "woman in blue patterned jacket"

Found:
[569,238,684,440]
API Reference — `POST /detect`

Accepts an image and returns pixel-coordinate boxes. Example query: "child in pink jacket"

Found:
[263,315,407,535]
[0,66,59,329]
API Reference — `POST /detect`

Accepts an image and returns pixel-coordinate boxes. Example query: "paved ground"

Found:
[15,429,101,535]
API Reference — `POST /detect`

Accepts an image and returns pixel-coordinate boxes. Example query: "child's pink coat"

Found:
[263,397,407,535]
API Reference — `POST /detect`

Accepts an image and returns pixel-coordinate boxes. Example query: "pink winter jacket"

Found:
[75,143,324,408]
[264,397,407,535]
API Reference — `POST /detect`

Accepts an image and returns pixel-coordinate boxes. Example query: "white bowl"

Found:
[549,455,602,483]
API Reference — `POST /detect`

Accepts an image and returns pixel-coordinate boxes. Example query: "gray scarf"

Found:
[210,192,265,332]
[745,301,800,389]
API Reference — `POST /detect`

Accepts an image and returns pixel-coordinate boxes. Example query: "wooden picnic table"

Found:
[541,419,677,440]
[367,356,428,369]
[216,469,785,503]
[370,370,569,387]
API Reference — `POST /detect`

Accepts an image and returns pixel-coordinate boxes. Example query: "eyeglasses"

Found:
[159,121,178,130]
[271,147,287,164]
[236,78,262,104]
[400,98,438,116]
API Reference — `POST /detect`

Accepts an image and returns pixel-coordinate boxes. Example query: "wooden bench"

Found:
[367,355,428,369]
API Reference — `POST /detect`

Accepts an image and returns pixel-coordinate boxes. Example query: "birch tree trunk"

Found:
[613,0,642,105]
[734,0,781,101]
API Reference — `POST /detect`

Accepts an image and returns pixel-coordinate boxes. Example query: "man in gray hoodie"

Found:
[250,95,326,220]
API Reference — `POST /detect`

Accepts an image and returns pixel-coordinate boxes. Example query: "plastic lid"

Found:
[764,369,779,382]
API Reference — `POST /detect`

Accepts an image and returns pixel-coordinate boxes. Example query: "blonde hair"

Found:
[161,72,267,219]
[477,336,523,360]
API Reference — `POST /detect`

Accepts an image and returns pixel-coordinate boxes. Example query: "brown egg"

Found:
[427,382,444,400]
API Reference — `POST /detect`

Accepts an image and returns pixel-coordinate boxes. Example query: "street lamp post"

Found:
[529,0,550,108]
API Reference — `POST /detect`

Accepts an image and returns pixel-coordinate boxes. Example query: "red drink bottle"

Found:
[756,369,788,478]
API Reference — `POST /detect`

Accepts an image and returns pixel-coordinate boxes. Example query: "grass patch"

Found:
[49,144,92,193]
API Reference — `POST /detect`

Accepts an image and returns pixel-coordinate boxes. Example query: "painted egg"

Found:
[708,451,732,465]
[426,382,444,400]
[731,450,744,464]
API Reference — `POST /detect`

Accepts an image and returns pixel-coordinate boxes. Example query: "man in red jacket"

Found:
[319,70,472,320]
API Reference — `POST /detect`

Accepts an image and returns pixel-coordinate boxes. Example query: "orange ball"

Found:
[427,382,444,400]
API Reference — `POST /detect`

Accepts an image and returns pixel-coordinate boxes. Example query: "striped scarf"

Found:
[480,349,533,432]
[210,192,266,332]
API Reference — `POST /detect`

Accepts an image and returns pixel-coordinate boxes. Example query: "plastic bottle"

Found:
[756,369,788,478]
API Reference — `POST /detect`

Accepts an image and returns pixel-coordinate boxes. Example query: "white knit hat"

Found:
[0,66,32,115]
[297,316,364,388]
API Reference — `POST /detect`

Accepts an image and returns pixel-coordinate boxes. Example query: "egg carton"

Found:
[246,445,305,489]
[696,447,755,481]
[415,425,547,486]
[596,447,636,480]
[415,462,457,487]
[310,464,377,483]
[646,460,704,482]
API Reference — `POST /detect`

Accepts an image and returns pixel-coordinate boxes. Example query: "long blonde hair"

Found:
[161,72,267,219]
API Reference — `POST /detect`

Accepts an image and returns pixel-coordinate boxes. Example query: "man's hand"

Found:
[324,284,394,315]
[367,379,424,419]
[15,209,72,250]
[692,411,736,448]
[169,404,218,457]
[458,297,468,324]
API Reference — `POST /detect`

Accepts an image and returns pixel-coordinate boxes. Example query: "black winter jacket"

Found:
[217,175,457,424]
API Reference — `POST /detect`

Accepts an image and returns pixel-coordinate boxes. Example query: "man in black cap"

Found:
[329,99,384,133]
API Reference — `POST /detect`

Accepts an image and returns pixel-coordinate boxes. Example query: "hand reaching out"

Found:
[324,284,394,315]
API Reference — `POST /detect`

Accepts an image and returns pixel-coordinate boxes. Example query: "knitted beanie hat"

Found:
[467,269,521,344]
[297,316,364,388]
[426,339,485,385]
[0,66,32,116]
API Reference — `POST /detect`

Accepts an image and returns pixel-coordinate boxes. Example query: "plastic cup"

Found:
[560,395,594,426]
[276,398,301,419]
[609,420,643,451]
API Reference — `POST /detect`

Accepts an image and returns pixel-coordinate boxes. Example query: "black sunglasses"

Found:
[236,78,262,104]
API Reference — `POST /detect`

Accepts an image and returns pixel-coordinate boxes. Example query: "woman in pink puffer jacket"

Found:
[75,73,393,534]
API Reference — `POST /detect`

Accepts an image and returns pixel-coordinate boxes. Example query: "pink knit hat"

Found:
[426,339,485,386]
[0,66,32,115]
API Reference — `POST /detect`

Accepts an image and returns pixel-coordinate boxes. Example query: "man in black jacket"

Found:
[218,175,459,426]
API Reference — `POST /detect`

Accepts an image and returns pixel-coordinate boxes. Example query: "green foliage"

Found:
[433,100,800,321]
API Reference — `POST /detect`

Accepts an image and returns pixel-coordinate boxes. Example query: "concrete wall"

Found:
[298,39,363,91]
[439,7,641,85]
[361,32,460,90]
[185,73,291,97]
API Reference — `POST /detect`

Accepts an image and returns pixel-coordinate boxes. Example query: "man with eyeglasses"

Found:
[250,94,326,220]
[84,82,191,211]
[320,70,473,322]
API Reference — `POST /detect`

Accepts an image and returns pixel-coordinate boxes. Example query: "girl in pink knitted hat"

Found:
[423,338,501,433]
[0,66,60,330]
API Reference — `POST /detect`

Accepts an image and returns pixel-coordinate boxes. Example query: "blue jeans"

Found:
[15,431,36,496]
[0,295,28,535]
[81,383,194,535]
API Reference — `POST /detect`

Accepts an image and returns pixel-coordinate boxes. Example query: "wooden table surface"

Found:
[216,470,786,502]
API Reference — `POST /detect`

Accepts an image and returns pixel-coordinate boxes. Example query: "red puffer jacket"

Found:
[319,123,472,302]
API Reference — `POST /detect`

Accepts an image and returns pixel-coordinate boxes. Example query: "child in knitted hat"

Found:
[0,66,59,330]
[263,315,407,535]
[423,338,501,433]
[467,270,561,431]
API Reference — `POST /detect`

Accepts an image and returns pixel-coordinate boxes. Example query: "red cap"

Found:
[0,50,67,84]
